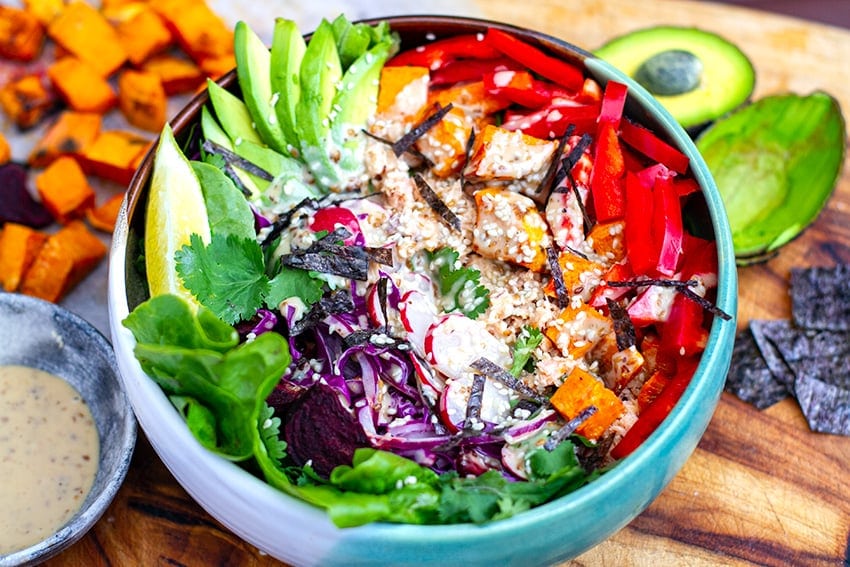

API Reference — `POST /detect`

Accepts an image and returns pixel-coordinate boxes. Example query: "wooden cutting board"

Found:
[45,0,850,565]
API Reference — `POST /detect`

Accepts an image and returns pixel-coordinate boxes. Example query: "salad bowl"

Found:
[108,15,737,566]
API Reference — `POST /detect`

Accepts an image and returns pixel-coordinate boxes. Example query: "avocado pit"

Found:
[634,49,703,96]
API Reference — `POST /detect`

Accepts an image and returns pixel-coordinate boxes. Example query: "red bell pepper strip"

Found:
[673,177,699,197]
[387,34,501,70]
[597,81,628,127]
[483,69,550,108]
[589,261,634,308]
[652,169,684,276]
[502,101,599,138]
[624,170,655,275]
[661,293,710,358]
[679,233,718,283]
[620,119,690,174]
[590,119,626,222]
[610,356,699,459]
[429,57,522,86]
[485,28,585,92]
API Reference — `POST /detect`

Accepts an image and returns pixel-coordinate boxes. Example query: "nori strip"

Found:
[460,127,476,188]
[543,406,598,451]
[605,278,732,321]
[413,173,462,231]
[202,139,274,181]
[532,124,574,206]
[790,264,850,331]
[362,129,433,165]
[260,197,320,247]
[552,133,592,192]
[288,289,355,336]
[546,246,569,309]
[470,357,549,406]
[724,327,790,409]
[222,163,252,197]
[606,298,636,350]
[463,373,487,432]
[392,103,454,157]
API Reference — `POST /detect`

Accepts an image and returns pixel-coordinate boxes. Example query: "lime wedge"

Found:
[144,124,211,303]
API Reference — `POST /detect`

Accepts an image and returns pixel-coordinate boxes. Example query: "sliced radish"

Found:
[399,289,438,355]
[424,313,510,381]
[410,351,444,406]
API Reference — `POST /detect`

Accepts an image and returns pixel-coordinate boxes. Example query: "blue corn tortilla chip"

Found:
[790,264,850,331]
[794,375,850,436]
[724,327,790,410]
[747,320,798,393]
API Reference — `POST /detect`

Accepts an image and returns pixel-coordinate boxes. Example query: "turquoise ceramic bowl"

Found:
[108,15,737,566]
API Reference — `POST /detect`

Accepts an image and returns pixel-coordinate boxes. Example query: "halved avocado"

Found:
[595,26,755,133]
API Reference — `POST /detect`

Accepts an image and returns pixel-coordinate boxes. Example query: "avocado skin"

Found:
[595,26,755,134]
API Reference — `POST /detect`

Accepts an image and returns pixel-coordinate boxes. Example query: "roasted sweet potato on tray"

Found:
[23,0,65,26]
[47,1,127,76]
[86,193,125,233]
[0,132,10,164]
[35,155,96,224]
[28,110,102,168]
[0,5,46,62]
[0,73,57,129]
[118,69,167,132]
[79,129,150,185]
[114,6,172,65]
[141,53,205,94]
[150,0,233,63]
[0,223,48,292]
[48,57,117,113]
[20,220,107,302]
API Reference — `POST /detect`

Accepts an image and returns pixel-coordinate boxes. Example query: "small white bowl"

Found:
[0,292,137,567]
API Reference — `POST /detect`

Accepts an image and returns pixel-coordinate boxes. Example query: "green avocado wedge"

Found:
[595,26,755,133]
[696,92,846,263]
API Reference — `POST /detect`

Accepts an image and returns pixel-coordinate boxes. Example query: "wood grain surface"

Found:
[45,0,850,565]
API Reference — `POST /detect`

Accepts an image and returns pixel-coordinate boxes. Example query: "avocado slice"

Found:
[270,18,306,153]
[206,78,264,147]
[696,92,845,263]
[595,26,755,133]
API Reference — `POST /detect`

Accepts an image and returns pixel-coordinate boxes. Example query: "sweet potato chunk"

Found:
[20,220,107,302]
[376,65,429,117]
[115,7,172,65]
[150,0,233,62]
[79,129,151,185]
[47,1,127,76]
[48,57,117,113]
[85,192,125,233]
[0,74,57,129]
[0,5,45,61]
[543,303,612,359]
[117,70,167,132]
[472,187,551,271]
[196,52,235,81]
[0,132,10,165]
[141,54,205,94]
[29,110,102,168]
[23,0,65,26]
[550,366,625,441]
[0,223,48,292]
[35,156,96,224]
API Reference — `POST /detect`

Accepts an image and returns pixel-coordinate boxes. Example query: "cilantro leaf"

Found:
[267,265,326,308]
[428,247,490,318]
[258,402,288,464]
[509,325,544,376]
[176,233,269,325]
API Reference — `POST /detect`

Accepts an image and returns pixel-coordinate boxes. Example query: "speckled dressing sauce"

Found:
[0,365,99,554]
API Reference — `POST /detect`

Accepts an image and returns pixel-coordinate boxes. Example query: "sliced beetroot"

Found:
[0,163,53,228]
[282,382,370,477]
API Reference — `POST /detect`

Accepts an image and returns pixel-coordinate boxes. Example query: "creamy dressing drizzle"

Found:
[0,365,99,554]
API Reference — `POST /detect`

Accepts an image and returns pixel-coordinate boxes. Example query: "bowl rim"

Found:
[109,13,737,564]
[0,292,137,567]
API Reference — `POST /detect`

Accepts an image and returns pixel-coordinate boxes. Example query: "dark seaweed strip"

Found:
[259,198,320,247]
[364,246,393,266]
[532,124,574,206]
[470,358,550,406]
[552,133,592,193]
[679,286,733,321]
[463,373,487,432]
[413,173,462,231]
[563,244,589,261]
[606,298,636,350]
[288,290,355,336]
[377,276,389,331]
[604,278,732,321]
[282,234,370,280]
[546,246,569,309]
[222,163,252,197]
[392,103,454,157]
[362,129,433,165]
[202,139,273,181]
[460,127,476,187]
[543,406,598,451]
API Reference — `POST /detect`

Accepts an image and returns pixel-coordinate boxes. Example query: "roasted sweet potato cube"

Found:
[117,70,167,132]
[47,1,127,76]
[35,156,96,224]
[29,110,102,168]
[376,65,429,117]
[0,132,10,164]
[544,303,613,359]
[544,250,605,299]
[48,57,117,113]
[588,220,626,263]
[0,223,48,292]
[150,0,233,62]
[80,129,151,185]
[140,54,205,95]
[115,7,172,65]
[430,81,511,118]
[196,52,236,81]
[0,5,45,61]
[0,74,57,129]
[85,192,125,233]
[412,104,471,178]
[20,220,107,302]
[23,0,65,26]
[550,366,625,441]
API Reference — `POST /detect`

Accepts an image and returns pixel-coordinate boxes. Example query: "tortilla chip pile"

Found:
[725,264,850,435]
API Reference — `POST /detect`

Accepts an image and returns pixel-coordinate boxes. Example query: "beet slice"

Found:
[282,382,370,477]
[0,163,54,228]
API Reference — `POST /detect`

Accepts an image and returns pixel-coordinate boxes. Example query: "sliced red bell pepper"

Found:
[610,356,699,459]
[590,119,626,222]
[652,169,684,276]
[387,34,501,70]
[624,170,655,274]
[598,80,628,128]
[673,177,699,197]
[483,69,550,108]
[501,100,599,138]
[589,260,634,308]
[679,233,718,283]
[485,28,584,92]
[429,57,522,86]
[620,119,690,174]
[660,293,709,358]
